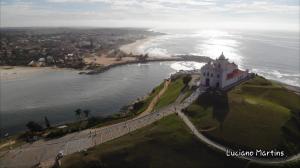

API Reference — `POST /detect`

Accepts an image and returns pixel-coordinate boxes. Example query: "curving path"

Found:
[137,79,170,118]
[175,87,300,166]
[1,86,299,167]
[0,81,175,168]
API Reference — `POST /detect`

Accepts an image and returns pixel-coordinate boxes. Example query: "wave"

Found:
[170,62,205,71]
[251,68,300,87]
[135,29,299,87]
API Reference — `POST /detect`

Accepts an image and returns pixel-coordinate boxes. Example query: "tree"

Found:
[26,121,43,132]
[133,101,144,111]
[183,75,192,86]
[83,109,90,118]
[44,116,51,128]
[75,108,82,119]
[144,53,149,59]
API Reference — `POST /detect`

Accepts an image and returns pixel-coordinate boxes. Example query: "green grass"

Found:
[184,76,300,154]
[46,82,166,139]
[61,114,247,168]
[184,104,219,130]
[132,81,165,114]
[1,80,175,150]
[155,77,185,109]
[0,133,26,152]
[180,89,194,103]
[247,160,300,168]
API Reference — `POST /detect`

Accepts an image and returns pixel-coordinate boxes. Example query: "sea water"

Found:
[140,29,300,87]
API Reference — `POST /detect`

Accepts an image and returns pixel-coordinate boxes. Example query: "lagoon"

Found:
[1,62,197,134]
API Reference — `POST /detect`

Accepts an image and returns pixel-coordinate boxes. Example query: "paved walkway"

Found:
[1,86,299,167]
[175,88,300,165]
[0,99,176,168]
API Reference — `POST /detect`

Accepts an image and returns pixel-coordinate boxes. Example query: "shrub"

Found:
[26,121,43,132]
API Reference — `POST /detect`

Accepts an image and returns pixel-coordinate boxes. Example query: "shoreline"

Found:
[1,68,299,140]
[271,80,300,95]
[1,62,299,92]
[119,36,156,55]
[83,35,212,74]
[0,66,80,81]
[81,55,212,75]
[82,57,184,74]
[1,35,298,89]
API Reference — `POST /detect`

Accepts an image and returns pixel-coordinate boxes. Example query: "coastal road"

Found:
[1,86,299,167]
[0,100,177,168]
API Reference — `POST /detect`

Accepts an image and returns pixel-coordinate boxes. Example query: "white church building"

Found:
[199,52,249,89]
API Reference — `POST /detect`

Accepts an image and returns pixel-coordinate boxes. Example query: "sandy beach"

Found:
[119,37,155,55]
[0,66,76,81]
[84,55,137,66]
[84,36,176,68]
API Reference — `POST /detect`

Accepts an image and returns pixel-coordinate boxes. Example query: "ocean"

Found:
[135,29,300,87]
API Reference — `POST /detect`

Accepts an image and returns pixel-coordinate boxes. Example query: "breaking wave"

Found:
[138,29,299,87]
[170,62,205,71]
[251,68,300,87]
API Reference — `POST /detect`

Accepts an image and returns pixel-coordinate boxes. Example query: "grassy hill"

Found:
[61,115,247,168]
[183,76,300,156]
[155,76,185,109]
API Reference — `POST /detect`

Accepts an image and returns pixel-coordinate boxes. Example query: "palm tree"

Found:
[83,109,90,118]
[44,116,51,128]
[75,108,82,120]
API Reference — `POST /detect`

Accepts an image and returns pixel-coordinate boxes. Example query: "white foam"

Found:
[170,62,205,71]
[250,68,300,87]
[136,30,299,87]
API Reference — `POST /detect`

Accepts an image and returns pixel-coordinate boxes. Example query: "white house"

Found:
[199,52,249,89]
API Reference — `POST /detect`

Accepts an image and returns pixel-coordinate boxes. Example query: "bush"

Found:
[183,75,192,85]
[132,101,145,111]
[26,121,43,132]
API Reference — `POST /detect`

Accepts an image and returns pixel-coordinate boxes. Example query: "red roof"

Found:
[226,69,244,80]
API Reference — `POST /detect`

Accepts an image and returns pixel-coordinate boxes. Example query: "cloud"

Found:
[0,0,299,30]
[222,1,299,14]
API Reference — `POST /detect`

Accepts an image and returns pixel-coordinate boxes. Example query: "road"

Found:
[1,86,299,167]
[0,98,176,168]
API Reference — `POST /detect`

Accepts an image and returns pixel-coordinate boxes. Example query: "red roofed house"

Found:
[199,52,249,89]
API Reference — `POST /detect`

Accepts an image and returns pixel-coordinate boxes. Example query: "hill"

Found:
[183,76,300,156]
[61,114,247,168]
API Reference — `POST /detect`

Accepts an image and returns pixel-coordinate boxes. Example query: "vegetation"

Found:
[75,108,82,119]
[83,109,91,118]
[36,82,166,139]
[180,88,195,103]
[44,116,51,128]
[0,133,26,152]
[46,114,129,139]
[184,76,300,155]
[61,114,247,168]
[155,76,185,109]
[182,74,192,86]
[26,121,43,132]
[129,81,165,114]
[247,160,300,168]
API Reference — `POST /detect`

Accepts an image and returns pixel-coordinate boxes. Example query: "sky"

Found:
[0,0,299,31]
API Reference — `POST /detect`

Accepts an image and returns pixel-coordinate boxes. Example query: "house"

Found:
[199,52,249,89]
